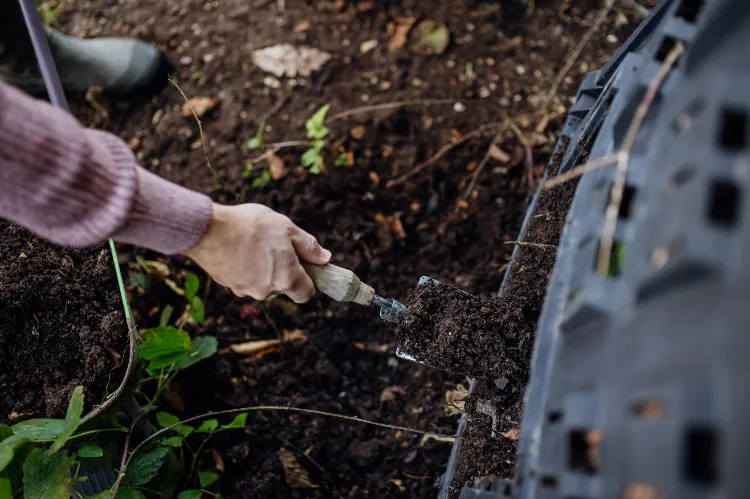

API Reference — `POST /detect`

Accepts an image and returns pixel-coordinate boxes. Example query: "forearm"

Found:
[0,82,212,254]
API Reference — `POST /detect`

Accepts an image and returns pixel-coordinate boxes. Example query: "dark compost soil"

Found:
[0,223,127,424]
[447,174,582,496]
[396,283,523,378]
[50,0,643,496]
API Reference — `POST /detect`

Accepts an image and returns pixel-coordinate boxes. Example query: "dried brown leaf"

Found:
[390,479,407,492]
[230,338,281,356]
[387,17,416,50]
[267,152,287,180]
[500,427,520,440]
[380,385,407,403]
[350,125,366,140]
[182,96,217,118]
[278,448,319,488]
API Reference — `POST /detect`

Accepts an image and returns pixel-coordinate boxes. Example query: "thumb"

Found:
[291,227,331,265]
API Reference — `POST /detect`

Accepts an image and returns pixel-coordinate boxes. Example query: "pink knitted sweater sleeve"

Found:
[0,82,213,254]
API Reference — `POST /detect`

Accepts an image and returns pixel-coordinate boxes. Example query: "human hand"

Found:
[184,203,331,303]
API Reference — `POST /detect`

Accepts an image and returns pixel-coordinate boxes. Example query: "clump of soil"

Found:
[397,283,522,378]
[0,223,128,424]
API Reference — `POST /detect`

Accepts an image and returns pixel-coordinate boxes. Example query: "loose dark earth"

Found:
[0,0,646,497]
[0,223,127,424]
[397,282,523,378]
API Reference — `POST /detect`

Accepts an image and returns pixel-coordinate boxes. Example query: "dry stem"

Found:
[542,153,620,189]
[386,122,505,188]
[169,77,221,182]
[327,99,457,124]
[596,41,684,274]
[504,241,556,249]
[461,129,507,201]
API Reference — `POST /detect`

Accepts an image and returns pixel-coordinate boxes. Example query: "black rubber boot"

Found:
[0,0,173,99]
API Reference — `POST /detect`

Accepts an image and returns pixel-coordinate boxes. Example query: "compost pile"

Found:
[0,223,127,424]
[50,0,641,496]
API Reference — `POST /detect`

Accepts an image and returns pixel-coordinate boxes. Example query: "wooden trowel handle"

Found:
[301,262,375,306]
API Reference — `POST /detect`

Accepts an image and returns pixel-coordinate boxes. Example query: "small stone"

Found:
[486,57,495,66]
[516,65,526,75]
[360,39,378,53]
[446,59,456,68]
[378,80,392,91]
[607,34,618,44]
[495,377,509,390]
[263,76,281,88]
[179,56,193,65]
[203,53,215,63]
[453,102,466,112]
[479,87,491,98]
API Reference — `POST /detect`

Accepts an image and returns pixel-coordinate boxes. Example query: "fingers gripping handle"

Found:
[301,262,375,306]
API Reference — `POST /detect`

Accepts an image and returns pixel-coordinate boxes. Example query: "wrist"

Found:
[184,203,228,259]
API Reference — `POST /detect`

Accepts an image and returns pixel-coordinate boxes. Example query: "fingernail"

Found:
[322,249,332,260]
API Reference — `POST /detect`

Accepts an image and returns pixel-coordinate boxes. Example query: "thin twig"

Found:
[127,406,456,462]
[110,422,134,498]
[504,241,556,249]
[169,76,224,190]
[597,42,684,275]
[462,129,507,202]
[618,0,650,17]
[386,122,506,188]
[327,99,458,124]
[540,0,616,116]
[542,153,620,189]
[248,141,309,165]
[504,116,535,190]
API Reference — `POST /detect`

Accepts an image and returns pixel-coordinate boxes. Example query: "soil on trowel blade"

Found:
[0,223,128,424]
[397,283,522,378]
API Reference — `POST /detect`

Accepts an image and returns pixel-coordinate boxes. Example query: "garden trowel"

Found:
[301,263,439,365]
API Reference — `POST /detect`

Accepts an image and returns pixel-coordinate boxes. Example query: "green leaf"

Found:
[177,490,202,499]
[243,162,254,178]
[12,419,65,442]
[196,419,218,434]
[123,447,169,487]
[184,273,200,301]
[116,488,146,499]
[83,491,112,499]
[301,148,323,169]
[335,152,351,167]
[221,413,247,430]
[247,121,265,150]
[0,435,28,472]
[305,105,330,140]
[160,436,183,448]
[23,448,71,499]
[159,304,174,328]
[140,327,191,369]
[50,386,84,453]
[156,413,193,438]
[199,471,219,488]
[176,336,218,370]
[0,426,12,442]
[159,449,181,499]
[77,442,103,458]
[189,296,206,324]
[309,164,322,175]
[156,412,180,428]
[0,475,11,499]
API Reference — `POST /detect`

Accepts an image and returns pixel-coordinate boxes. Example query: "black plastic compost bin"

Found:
[441,0,750,498]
